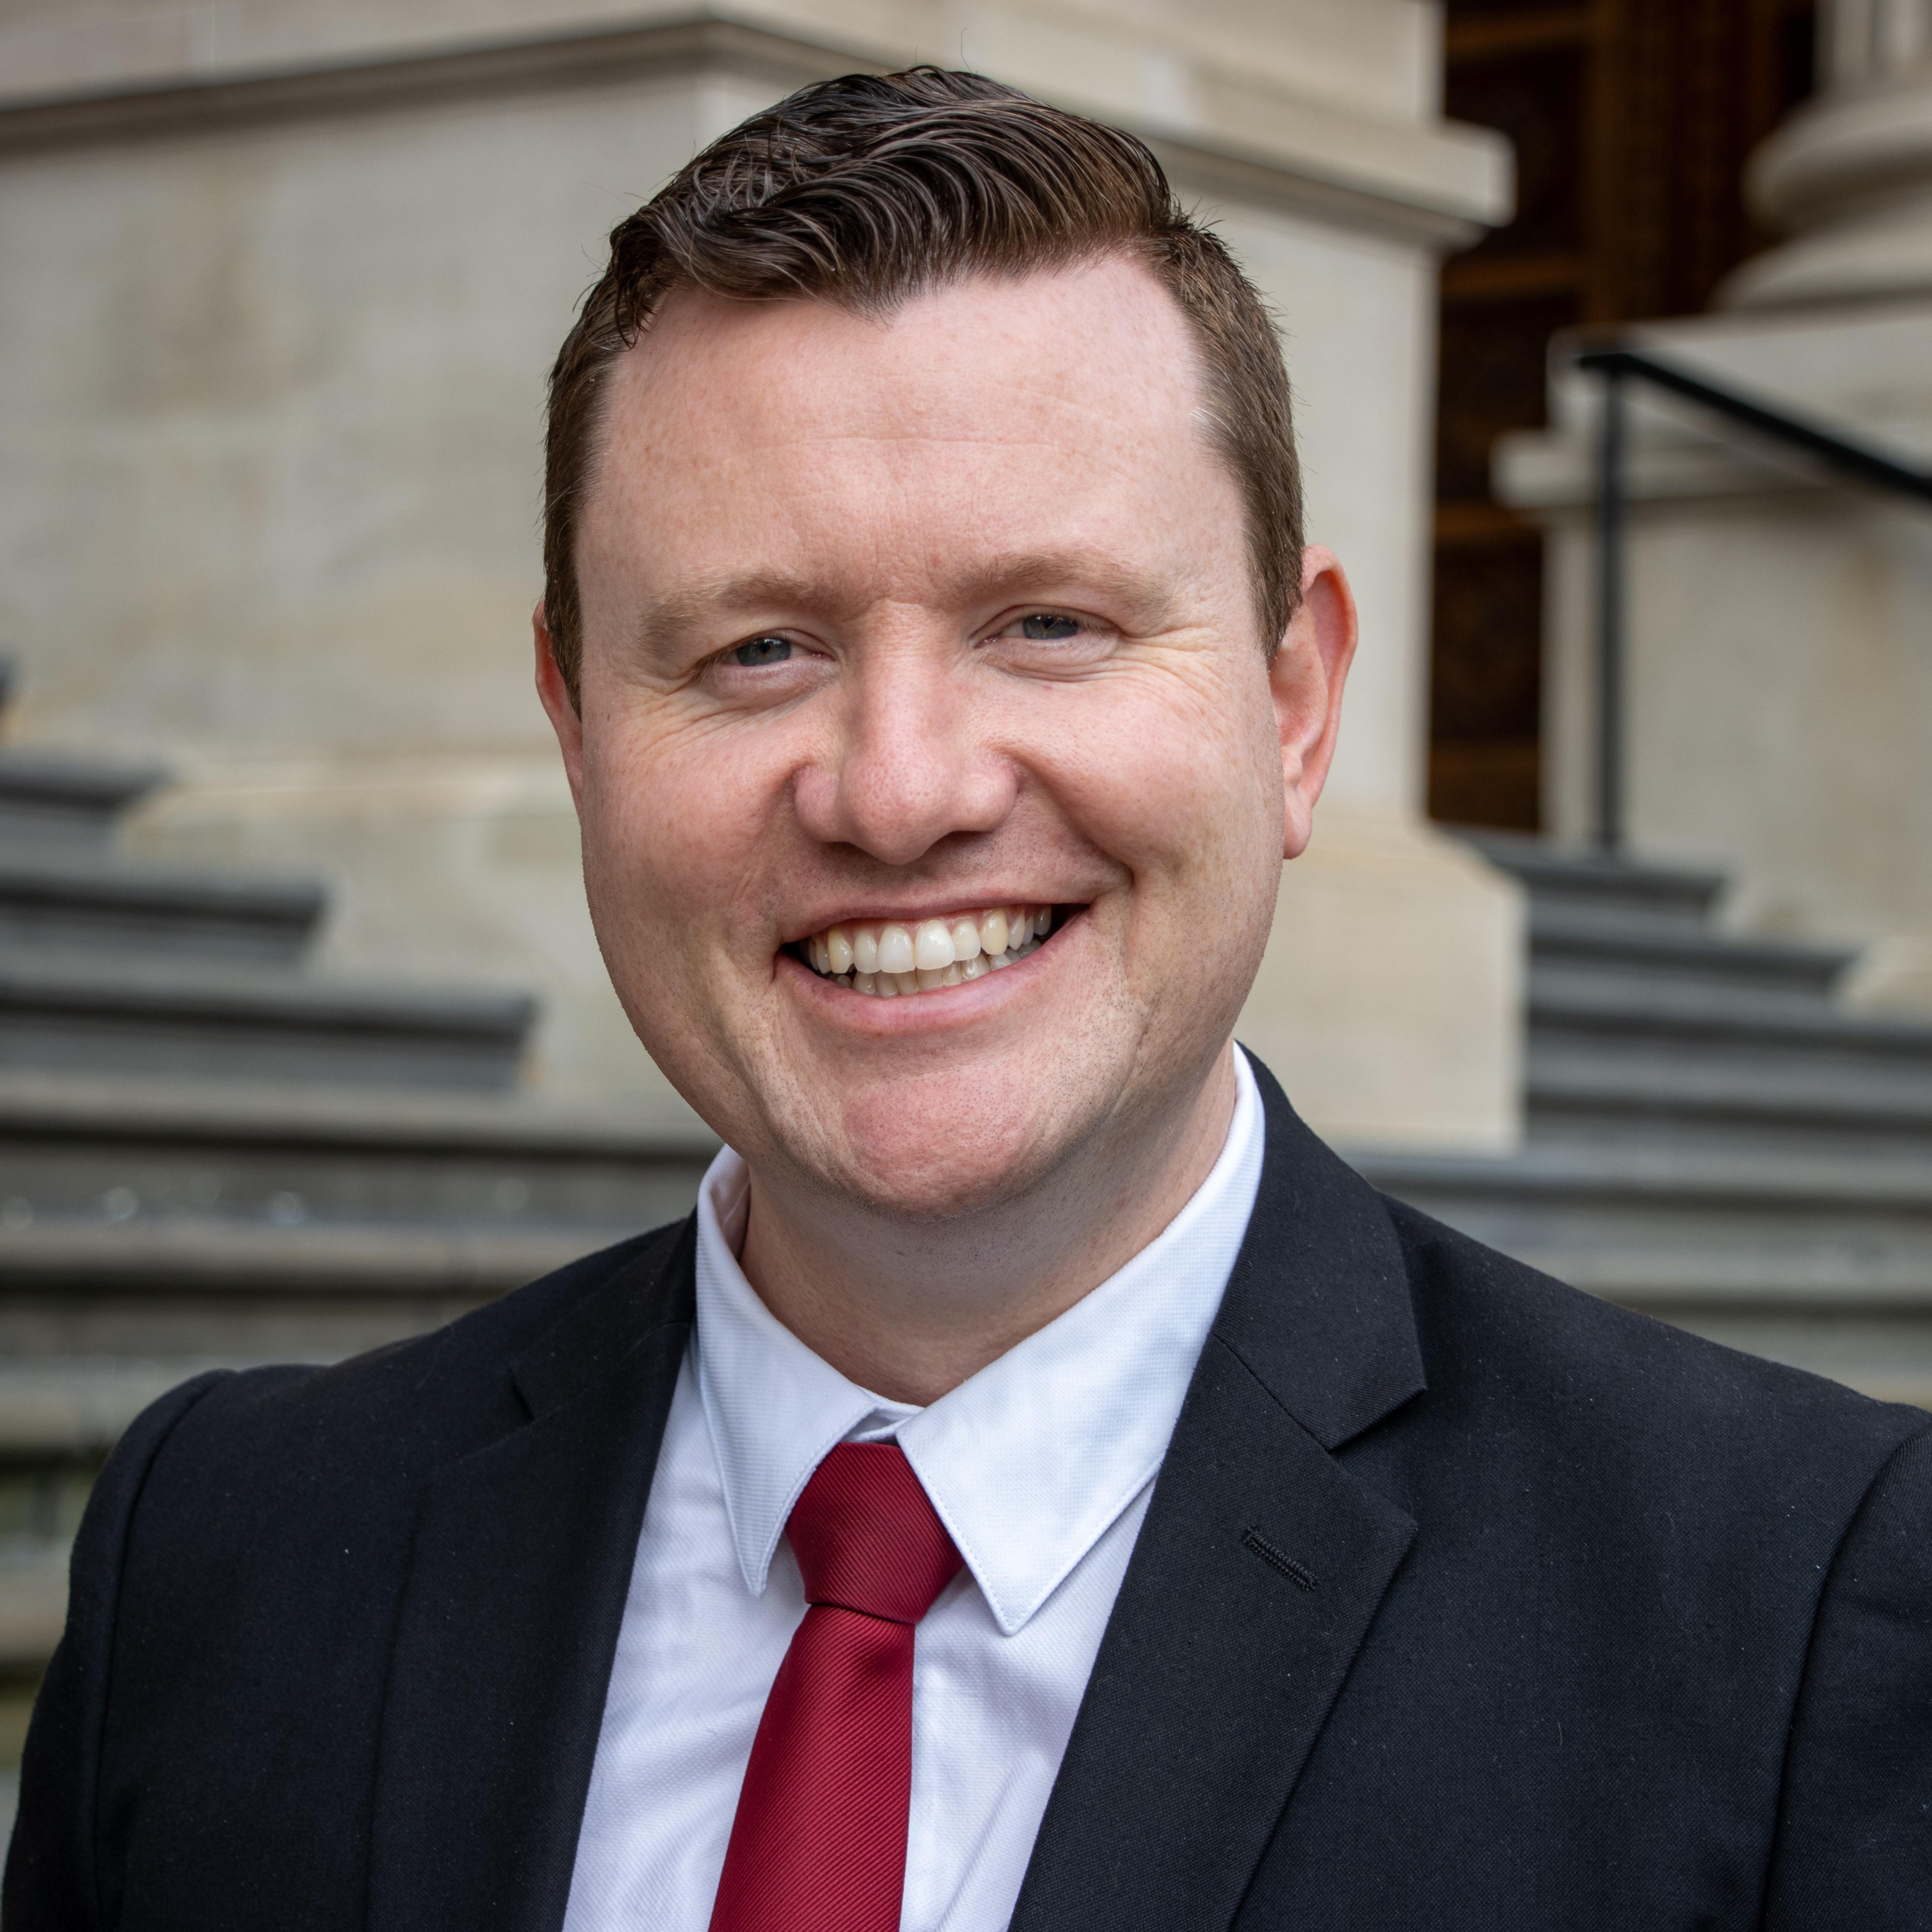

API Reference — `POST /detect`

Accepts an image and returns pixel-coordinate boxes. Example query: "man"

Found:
[7,68,1929,1932]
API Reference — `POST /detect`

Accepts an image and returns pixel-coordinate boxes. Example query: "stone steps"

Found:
[0,747,164,850]
[1354,832,1932,1406]
[1471,839,1726,923]
[0,851,324,965]
[0,732,535,1090]
[0,694,707,1694]
[1528,986,1932,1138]
[1529,910,1852,1009]
[1369,1144,1932,1295]
[0,1073,709,1421]
[0,951,535,1089]
[0,1076,710,1675]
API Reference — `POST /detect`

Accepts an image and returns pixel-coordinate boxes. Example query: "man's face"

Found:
[545,255,1348,1221]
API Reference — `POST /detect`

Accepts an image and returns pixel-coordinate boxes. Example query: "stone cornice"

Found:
[0,9,1509,250]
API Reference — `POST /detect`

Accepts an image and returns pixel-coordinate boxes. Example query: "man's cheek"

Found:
[583,812,679,971]
[1084,737,1220,864]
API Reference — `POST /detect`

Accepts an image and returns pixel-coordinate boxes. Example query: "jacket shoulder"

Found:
[129,1216,691,1530]
[1377,1192,1929,1484]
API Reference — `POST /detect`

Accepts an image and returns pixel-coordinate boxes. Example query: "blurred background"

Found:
[2,0,1931,1824]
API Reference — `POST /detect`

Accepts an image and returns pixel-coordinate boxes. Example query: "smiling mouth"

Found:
[792,904,1063,998]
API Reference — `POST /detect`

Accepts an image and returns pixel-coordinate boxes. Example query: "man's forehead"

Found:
[595,255,1210,462]
[572,255,1248,642]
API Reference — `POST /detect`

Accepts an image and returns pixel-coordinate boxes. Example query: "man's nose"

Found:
[794,645,1016,866]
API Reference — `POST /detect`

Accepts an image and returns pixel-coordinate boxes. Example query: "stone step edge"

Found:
[1354,1147,1932,1209]
[0,1561,67,1671]
[1529,985,1932,1051]
[0,1358,314,1453]
[0,959,538,1043]
[1461,832,1728,911]
[1526,1060,1932,1130]
[0,1067,721,1155]
[0,855,326,927]
[1509,1250,1932,1305]
[0,1217,654,1291]
[0,749,165,815]
[1528,910,1854,983]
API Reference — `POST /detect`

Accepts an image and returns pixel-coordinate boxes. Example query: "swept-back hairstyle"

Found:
[543,67,1302,700]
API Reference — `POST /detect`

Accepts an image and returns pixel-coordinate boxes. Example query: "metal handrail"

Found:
[1572,346,1932,853]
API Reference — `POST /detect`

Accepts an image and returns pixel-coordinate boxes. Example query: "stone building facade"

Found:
[1503,0,1932,997]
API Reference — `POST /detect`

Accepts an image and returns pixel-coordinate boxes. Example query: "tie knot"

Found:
[786,1442,962,1624]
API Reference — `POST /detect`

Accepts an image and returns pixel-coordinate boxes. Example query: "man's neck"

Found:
[734,1046,1241,1405]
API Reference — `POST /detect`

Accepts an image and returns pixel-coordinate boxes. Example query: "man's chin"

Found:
[772,1100,1086,1227]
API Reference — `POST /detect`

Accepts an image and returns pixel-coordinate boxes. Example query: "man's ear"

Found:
[533,600,587,810]
[1270,544,1358,861]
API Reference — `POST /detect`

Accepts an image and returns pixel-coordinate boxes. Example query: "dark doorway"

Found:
[1429,0,1819,830]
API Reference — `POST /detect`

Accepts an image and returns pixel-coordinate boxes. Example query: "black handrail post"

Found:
[1596,361,1628,856]
[1568,341,1932,854]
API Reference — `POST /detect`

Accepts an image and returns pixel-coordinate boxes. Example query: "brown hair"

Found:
[543,67,1302,702]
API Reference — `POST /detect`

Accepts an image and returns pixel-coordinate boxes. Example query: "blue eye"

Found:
[1019,613,1079,640]
[730,635,793,667]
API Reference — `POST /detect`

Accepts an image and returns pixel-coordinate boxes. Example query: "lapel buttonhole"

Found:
[1242,1526,1318,1592]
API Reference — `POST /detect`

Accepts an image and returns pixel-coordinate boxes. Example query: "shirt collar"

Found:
[694,1047,1265,1636]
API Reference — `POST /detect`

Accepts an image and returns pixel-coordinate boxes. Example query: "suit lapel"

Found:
[1009,1055,1425,1932]
[368,1219,697,1932]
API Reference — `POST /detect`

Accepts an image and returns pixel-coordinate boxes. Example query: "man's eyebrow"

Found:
[634,572,827,656]
[945,551,1175,620]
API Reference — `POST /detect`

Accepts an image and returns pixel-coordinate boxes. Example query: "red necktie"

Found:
[709,1442,963,1932]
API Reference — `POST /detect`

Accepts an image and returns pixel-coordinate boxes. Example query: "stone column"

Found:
[1726,0,1932,307]
[1493,0,1932,1004]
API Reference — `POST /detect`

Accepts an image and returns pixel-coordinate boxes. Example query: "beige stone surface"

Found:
[1240,809,1523,1153]
[1841,933,1932,1013]
[1499,300,1932,985]
[0,0,1459,133]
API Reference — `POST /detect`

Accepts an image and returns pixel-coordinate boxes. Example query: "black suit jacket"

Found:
[8,1058,1931,1930]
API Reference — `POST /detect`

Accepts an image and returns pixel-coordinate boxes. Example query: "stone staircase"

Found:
[1353,834,1932,1409]
[0,746,533,1088]
[0,700,710,1740]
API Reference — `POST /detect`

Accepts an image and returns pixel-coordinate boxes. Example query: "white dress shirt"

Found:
[562,1049,1264,1932]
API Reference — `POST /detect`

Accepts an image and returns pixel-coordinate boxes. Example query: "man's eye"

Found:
[1017,613,1080,640]
[729,635,794,667]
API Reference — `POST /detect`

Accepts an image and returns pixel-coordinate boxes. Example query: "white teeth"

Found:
[799,904,1060,996]
[914,919,954,971]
